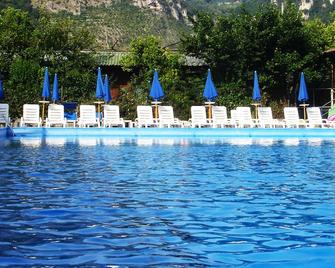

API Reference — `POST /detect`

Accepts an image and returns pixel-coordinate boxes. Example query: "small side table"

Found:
[39,100,50,126]
[124,120,133,128]
[94,101,104,127]
[205,101,215,119]
[299,103,309,120]
[67,120,76,127]
[151,101,162,120]
[251,102,261,120]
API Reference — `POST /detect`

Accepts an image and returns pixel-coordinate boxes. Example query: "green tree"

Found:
[120,36,194,119]
[324,12,335,48]
[181,3,330,110]
[33,15,96,102]
[0,7,97,118]
[0,7,34,78]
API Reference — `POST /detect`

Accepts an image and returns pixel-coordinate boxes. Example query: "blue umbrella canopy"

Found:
[104,74,111,103]
[96,67,104,100]
[0,80,4,100]
[52,74,60,102]
[253,71,261,102]
[149,69,165,101]
[42,67,50,99]
[298,72,309,102]
[203,69,218,101]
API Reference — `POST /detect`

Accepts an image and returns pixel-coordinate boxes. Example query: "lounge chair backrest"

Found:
[158,106,174,123]
[80,105,96,121]
[191,106,207,124]
[137,106,154,124]
[236,107,253,121]
[0,103,9,123]
[23,104,40,124]
[212,106,228,123]
[104,105,121,122]
[307,107,322,124]
[284,107,299,123]
[48,104,64,122]
[258,107,273,123]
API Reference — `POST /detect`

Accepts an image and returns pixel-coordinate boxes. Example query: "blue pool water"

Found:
[0,137,335,267]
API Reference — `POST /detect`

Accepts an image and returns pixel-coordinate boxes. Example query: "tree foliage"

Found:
[0,7,96,118]
[181,3,331,113]
[120,36,198,119]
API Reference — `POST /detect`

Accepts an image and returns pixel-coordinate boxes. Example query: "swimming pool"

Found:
[0,138,335,267]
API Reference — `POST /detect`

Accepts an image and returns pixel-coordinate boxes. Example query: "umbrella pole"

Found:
[252,103,260,120]
[299,103,309,120]
[98,103,101,127]
[42,102,45,125]
[304,104,306,120]
[205,102,214,120]
[208,103,212,119]
[155,104,158,119]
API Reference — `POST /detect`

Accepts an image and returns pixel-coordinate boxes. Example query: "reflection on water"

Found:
[45,137,66,146]
[78,138,98,147]
[101,138,125,146]
[307,138,323,146]
[1,138,335,266]
[19,138,42,147]
[283,138,300,146]
[13,137,335,147]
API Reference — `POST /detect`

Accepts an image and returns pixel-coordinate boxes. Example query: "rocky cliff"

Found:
[31,0,188,21]
[30,0,335,21]
[26,0,335,50]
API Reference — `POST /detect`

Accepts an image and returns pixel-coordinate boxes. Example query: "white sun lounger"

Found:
[236,107,255,128]
[135,106,158,128]
[20,104,42,127]
[257,107,274,128]
[46,104,67,127]
[103,105,125,127]
[158,106,182,128]
[306,107,329,128]
[189,106,211,128]
[212,106,234,127]
[78,105,99,127]
[257,107,284,128]
[0,103,10,126]
[284,107,306,128]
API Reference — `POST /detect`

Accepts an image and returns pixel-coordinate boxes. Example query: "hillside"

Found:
[0,0,334,50]
[58,1,189,50]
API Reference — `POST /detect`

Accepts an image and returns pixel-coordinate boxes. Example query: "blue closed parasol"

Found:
[149,69,165,101]
[252,71,261,102]
[42,67,50,100]
[298,72,309,120]
[52,74,60,102]
[298,72,308,102]
[104,74,111,103]
[96,67,104,100]
[0,80,4,100]
[203,69,218,102]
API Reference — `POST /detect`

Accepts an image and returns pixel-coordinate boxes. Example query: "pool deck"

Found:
[8,127,335,138]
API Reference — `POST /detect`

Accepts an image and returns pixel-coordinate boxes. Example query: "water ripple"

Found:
[1,138,335,266]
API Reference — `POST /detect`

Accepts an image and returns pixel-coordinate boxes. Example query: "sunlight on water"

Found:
[1,138,335,266]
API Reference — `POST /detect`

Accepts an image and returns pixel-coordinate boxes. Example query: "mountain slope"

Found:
[1,1,334,50]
